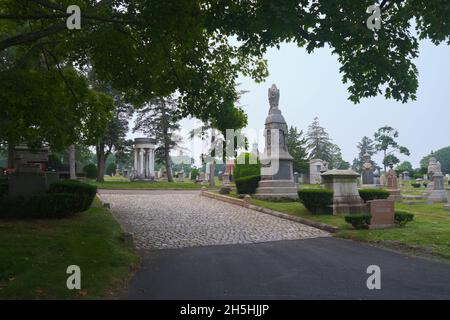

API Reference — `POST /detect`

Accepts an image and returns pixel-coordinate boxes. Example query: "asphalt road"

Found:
[126,237,450,300]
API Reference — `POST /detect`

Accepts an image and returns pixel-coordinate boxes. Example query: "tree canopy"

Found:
[2,0,449,131]
[421,147,450,174]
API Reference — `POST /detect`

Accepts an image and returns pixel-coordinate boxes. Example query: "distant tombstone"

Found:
[222,172,230,186]
[198,172,206,181]
[293,172,299,184]
[403,171,410,181]
[218,171,223,181]
[373,169,381,186]
[309,159,325,184]
[444,188,450,211]
[428,171,447,203]
[386,163,402,201]
[361,153,375,186]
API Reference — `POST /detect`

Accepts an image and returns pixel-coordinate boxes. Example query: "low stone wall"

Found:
[201,190,338,233]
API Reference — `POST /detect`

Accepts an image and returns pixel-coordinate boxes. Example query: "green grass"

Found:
[245,196,450,261]
[0,198,138,299]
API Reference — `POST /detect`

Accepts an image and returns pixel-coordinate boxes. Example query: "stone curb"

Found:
[201,190,338,234]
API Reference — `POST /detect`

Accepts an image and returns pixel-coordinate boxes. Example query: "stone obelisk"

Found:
[254,84,298,200]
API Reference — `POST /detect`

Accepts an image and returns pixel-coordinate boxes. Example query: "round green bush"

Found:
[394,211,414,226]
[298,189,333,214]
[190,168,199,180]
[49,180,97,211]
[83,163,98,179]
[233,152,260,180]
[235,175,261,195]
[345,214,372,229]
[411,183,421,188]
[358,189,390,202]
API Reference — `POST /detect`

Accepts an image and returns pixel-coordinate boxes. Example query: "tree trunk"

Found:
[69,144,76,179]
[165,144,173,182]
[7,142,14,168]
[96,143,106,182]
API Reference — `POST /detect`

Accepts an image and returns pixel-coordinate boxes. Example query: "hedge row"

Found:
[235,175,260,195]
[298,189,333,214]
[358,189,390,202]
[345,211,415,229]
[49,179,97,212]
[0,180,97,219]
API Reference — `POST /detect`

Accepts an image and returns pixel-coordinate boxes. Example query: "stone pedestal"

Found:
[386,163,402,202]
[253,84,297,201]
[133,138,156,180]
[321,169,366,215]
[387,189,403,202]
[428,174,448,203]
[444,189,450,211]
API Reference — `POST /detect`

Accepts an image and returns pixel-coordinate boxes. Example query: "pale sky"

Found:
[133,39,449,169]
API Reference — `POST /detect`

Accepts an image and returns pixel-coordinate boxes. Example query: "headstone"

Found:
[218,171,223,181]
[222,172,230,186]
[253,84,297,200]
[368,200,395,229]
[293,172,299,184]
[386,163,402,201]
[361,153,375,186]
[198,172,206,181]
[321,169,366,215]
[373,168,381,186]
[178,171,185,182]
[403,171,410,181]
[444,189,450,211]
[423,155,439,196]
[8,164,48,197]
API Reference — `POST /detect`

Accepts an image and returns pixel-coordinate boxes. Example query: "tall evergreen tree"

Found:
[305,117,333,163]
[352,136,376,173]
[286,126,308,174]
[329,144,350,170]
[134,96,181,182]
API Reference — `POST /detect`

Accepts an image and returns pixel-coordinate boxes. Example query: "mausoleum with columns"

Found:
[133,137,156,180]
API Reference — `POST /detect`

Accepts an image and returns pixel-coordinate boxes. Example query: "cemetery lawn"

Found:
[90,180,204,190]
[250,199,450,262]
[0,198,139,299]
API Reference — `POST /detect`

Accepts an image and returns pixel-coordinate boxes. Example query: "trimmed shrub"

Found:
[49,180,97,211]
[411,183,421,188]
[233,152,261,180]
[394,211,414,226]
[0,193,81,219]
[83,163,98,179]
[423,182,428,187]
[345,214,372,230]
[298,189,333,214]
[235,175,261,195]
[358,189,390,202]
[190,168,199,181]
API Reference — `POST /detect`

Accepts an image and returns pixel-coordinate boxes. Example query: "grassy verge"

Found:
[241,195,450,261]
[0,198,139,299]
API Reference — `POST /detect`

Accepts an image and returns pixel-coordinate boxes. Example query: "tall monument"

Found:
[254,84,298,200]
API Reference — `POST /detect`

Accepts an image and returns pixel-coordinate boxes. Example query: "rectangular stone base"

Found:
[332,203,367,216]
[254,179,298,201]
[444,204,450,211]
[428,190,448,203]
[369,224,395,229]
[387,189,402,202]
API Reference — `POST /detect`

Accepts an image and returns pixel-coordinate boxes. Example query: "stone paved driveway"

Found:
[98,190,329,250]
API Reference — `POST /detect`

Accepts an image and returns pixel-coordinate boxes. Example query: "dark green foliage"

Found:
[233,153,261,180]
[49,180,97,212]
[0,193,82,219]
[83,163,98,179]
[106,163,117,176]
[190,168,199,181]
[298,189,333,214]
[345,214,372,230]
[411,183,421,188]
[0,182,8,198]
[420,147,450,174]
[358,189,390,202]
[395,211,414,226]
[235,175,261,195]
[286,126,308,173]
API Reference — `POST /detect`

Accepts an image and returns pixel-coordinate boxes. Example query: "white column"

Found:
[134,148,138,170]
[147,150,151,178]
[139,149,144,175]
[151,149,155,176]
